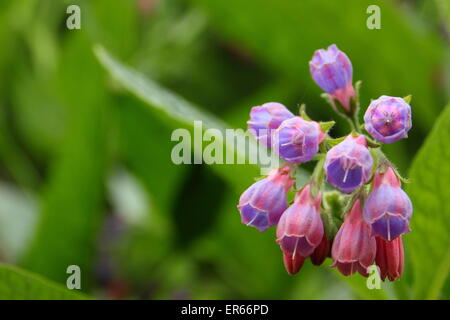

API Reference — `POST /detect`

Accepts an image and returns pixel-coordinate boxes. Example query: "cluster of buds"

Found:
[237,44,413,281]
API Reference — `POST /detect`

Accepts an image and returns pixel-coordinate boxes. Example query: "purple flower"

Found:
[364,96,412,144]
[324,135,373,194]
[331,200,376,277]
[310,44,355,110]
[247,102,294,147]
[363,167,412,241]
[272,117,324,164]
[276,185,324,258]
[237,166,294,232]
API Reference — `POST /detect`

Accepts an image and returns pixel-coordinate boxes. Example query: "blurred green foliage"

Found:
[0,0,450,299]
[407,102,450,299]
[0,264,88,300]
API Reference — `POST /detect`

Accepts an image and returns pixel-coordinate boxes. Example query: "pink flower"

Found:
[310,234,332,266]
[375,236,404,281]
[363,168,412,241]
[331,200,376,277]
[276,185,324,259]
[282,252,306,275]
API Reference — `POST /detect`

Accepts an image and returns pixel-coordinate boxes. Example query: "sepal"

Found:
[319,121,336,134]
[299,104,312,121]
[403,95,412,104]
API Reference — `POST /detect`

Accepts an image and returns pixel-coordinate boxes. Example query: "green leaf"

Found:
[407,103,450,299]
[21,34,107,288]
[94,45,262,191]
[113,96,187,214]
[334,272,391,300]
[94,46,227,131]
[84,0,138,59]
[0,183,37,262]
[0,120,39,189]
[0,264,88,300]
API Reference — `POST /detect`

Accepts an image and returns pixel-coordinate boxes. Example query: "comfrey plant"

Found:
[237,44,413,281]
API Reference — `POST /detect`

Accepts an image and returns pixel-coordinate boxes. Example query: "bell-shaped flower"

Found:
[272,117,324,164]
[310,44,355,110]
[237,166,294,232]
[331,200,376,277]
[364,96,412,144]
[324,135,373,194]
[363,167,412,241]
[247,102,294,147]
[276,185,324,259]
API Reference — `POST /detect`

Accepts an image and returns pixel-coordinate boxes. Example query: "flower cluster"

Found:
[237,44,413,281]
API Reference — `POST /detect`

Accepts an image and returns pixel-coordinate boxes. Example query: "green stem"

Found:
[352,114,361,133]
[372,147,391,171]
[346,117,356,132]
[310,156,326,195]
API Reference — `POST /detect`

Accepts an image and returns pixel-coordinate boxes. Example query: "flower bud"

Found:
[331,200,376,277]
[310,44,355,110]
[272,116,325,164]
[282,252,305,275]
[237,167,294,232]
[310,234,331,266]
[324,134,373,194]
[363,167,412,241]
[248,102,294,147]
[276,185,324,258]
[375,236,404,281]
[364,96,412,144]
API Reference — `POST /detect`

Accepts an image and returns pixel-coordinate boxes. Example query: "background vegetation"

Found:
[0,0,449,299]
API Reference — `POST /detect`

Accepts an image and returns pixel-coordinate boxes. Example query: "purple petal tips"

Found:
[272,116,325,164]
[324,135,373,194]
[248,102,294,147]
[237,166,294,232]
[364,95,412,144]
[310,44,354,110]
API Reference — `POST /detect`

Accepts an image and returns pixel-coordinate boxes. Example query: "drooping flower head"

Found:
[331,200,376,277]
[309,44,355,110]
[324,134,373,194]
[247,102,294,147]
[364,96,412,144]
[237,166,294,232]
[276,185,324,260]
[375,235,404,281]
[272,116,325,164]
[363,167,412,241]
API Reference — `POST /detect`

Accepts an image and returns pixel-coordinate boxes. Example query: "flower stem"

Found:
[310,156,326,195]
[352,114,361,133]
[346,117,356,132]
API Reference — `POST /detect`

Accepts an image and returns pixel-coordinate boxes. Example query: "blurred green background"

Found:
[0,0,450,300]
